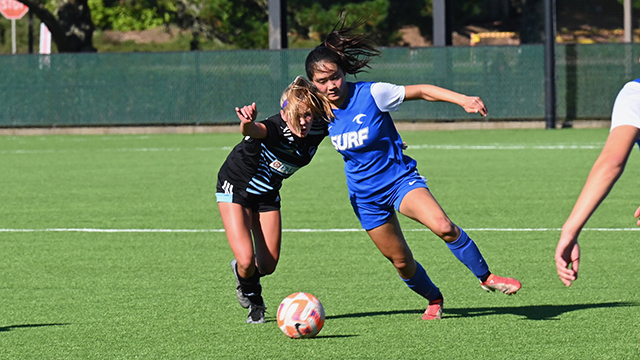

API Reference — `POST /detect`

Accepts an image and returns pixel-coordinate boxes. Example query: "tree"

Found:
[180,0,270,49]
[19,0,96,52]
[288,0,394,45]
[172,0,412,49]
[89,0,175,31]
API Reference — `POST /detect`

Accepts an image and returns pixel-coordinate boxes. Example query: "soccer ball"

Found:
[277,292,325,339]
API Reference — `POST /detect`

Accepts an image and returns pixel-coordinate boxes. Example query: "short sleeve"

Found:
[370,82,405,112]
[611,80,640,131]
[260,115,285,145]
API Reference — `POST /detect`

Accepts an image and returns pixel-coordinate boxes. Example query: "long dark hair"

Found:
[305,15,381,79]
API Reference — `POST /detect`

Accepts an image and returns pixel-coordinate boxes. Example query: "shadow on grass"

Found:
[0,323,69,332]
[326,302,638,321]
[310,334,359,339]
[444,301,638,320]
[327,309,424,320]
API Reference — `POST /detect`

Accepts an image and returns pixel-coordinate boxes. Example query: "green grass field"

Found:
[0,128,639,359]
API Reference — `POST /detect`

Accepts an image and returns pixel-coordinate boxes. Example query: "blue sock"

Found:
[400,261,441,302]
[446,228,490,280]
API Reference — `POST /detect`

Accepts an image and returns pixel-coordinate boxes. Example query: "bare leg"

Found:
[252,210,282,275]
[218,202,256,278]
[398,187,459,242]
[366,212,416,279]
[366,212,442,318]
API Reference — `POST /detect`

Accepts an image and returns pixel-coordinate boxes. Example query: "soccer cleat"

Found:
[422,298,443,320]
[246,304,266,324]
[480,274,521,295]
[230,259,251,308]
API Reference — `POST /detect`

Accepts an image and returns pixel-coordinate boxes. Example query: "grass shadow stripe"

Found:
[443,301,638,320]
[0,323,70,332]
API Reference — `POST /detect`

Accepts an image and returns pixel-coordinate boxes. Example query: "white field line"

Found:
[0,147,229,155]
[0,227,639,233]
[406,144,604,150]
[0,143,605,155]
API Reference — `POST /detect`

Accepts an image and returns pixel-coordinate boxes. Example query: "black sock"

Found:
[479,272,491,283]
[237,269,263,305]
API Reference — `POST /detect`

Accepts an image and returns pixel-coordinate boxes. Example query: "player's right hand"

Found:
[635,205,640,226]
[555,235,580,287]
[462,96,488,117]
[236,103,257,124]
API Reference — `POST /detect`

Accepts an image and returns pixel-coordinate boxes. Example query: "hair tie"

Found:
[282,100,288,109]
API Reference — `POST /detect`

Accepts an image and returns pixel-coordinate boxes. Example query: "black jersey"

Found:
[217,113,328,196]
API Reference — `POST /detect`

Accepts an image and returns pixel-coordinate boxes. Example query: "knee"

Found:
[259,264,277,276]
[235,255,255,275]
[386,250,415,274]
[390,257,417,278]
[390,258,410,271]
[431,218,457,240]
[256,258,278,276]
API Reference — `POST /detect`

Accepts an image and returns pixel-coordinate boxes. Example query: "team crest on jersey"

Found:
[352,114,366,124]
[270,159,298,175]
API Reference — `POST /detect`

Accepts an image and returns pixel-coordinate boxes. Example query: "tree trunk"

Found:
[19,0,96,52]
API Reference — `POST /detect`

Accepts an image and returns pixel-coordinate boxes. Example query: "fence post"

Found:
[544,0,557,129]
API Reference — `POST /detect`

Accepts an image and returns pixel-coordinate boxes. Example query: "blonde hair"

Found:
[280,76,335,134]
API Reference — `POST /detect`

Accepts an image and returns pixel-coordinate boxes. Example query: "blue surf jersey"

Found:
[328,82,418,199]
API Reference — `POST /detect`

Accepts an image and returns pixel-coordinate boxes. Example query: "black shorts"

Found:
[216,177,281,213]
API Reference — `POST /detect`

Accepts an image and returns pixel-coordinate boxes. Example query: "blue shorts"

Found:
[349,170,428,231]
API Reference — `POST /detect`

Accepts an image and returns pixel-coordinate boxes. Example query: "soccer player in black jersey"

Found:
[216,76,334,323]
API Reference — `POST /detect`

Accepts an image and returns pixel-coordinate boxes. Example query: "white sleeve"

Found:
[611,81,640,131]
[370,82,405,112]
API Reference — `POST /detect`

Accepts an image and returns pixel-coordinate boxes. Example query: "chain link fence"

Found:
[1,44,639,127]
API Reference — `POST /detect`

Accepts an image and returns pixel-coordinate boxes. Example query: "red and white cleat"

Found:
[422,298,443,320]
[480,274,521,295]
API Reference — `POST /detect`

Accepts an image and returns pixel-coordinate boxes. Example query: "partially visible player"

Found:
[556,79,640,287]
[216,76,334,323]
[305,16,521,320]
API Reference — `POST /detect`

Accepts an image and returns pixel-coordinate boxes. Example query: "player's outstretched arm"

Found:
[236,102,267,139]
[555,125,639,286]
[404,84,488,116]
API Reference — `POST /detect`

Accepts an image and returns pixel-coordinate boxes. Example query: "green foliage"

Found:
[197,0,269,48]
[291,0,395,44]
[89,0,176,31]
[5,0,629,51]
[615,0,640,8]
[87,0,430,48]
[92,29,233,52]
[453,0,485,23]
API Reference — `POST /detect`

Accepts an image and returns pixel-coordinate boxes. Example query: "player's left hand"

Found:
[463,96,488,117]
[635,205,640,226]
[555,235,580,287]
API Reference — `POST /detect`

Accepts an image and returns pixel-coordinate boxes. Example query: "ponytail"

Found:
[305,15,381,79]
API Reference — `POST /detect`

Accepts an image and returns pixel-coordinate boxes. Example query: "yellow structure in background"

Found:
[470,32,517,46]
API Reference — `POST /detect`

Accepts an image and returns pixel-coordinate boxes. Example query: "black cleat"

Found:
[230,259,251,308]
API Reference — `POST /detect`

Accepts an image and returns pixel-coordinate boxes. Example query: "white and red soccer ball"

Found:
[277,292,325,339]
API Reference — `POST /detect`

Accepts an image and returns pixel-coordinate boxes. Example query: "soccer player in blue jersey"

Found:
[305,18,521,320]
[556,79,640,287]
[216,76,334,323]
